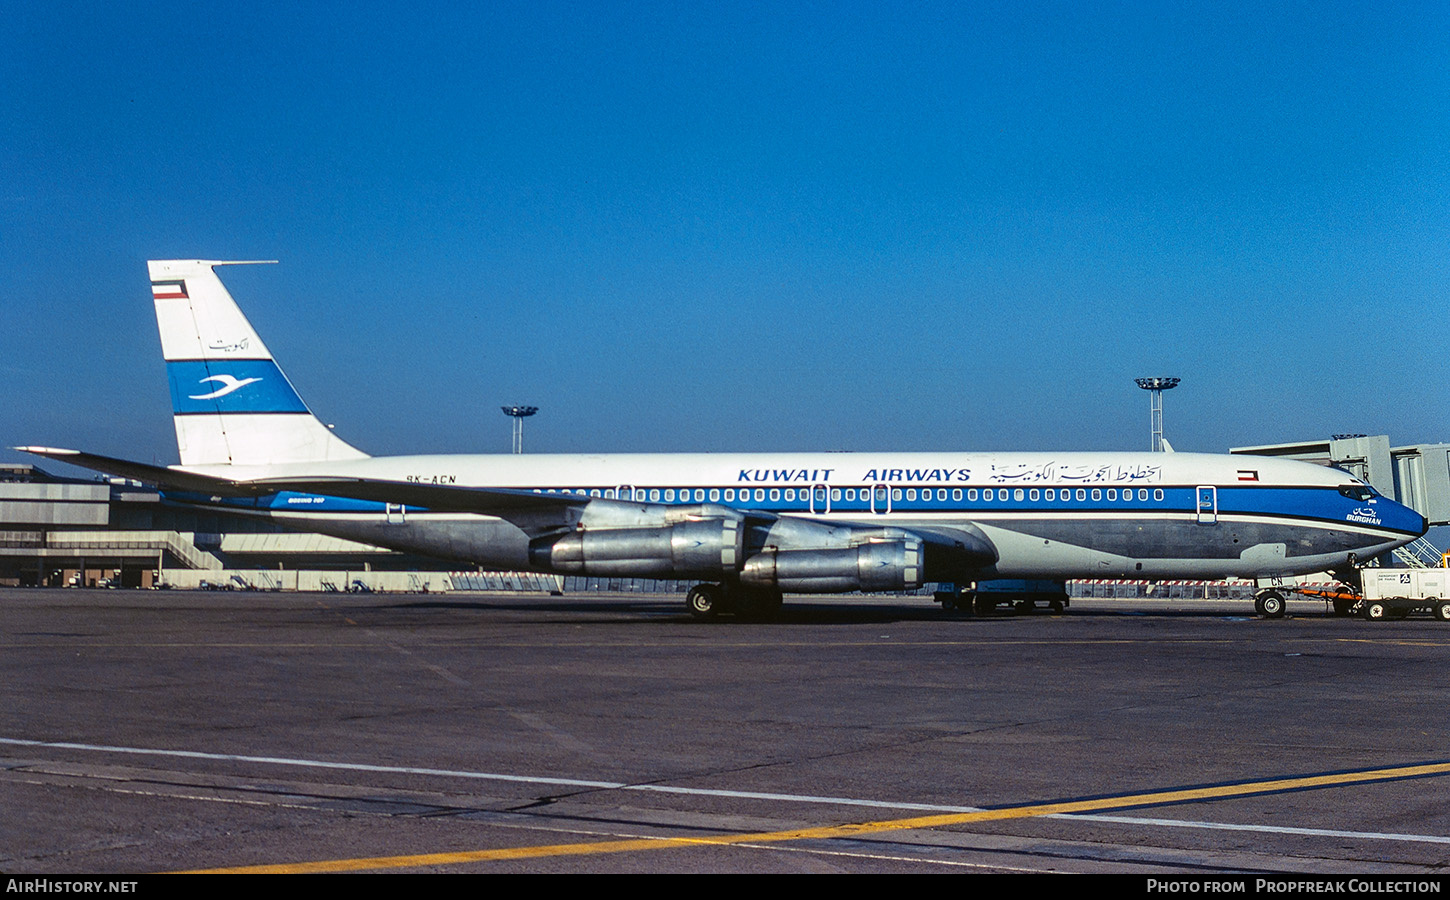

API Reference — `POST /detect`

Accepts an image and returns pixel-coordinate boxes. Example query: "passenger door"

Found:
[1196,485,1217,525]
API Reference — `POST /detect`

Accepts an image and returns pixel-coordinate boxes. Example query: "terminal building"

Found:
[3,435,1448,593]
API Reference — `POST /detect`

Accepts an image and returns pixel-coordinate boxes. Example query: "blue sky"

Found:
[3,1,1448,469]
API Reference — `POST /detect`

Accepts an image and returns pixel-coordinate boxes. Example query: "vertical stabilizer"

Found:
[149,259,368,467]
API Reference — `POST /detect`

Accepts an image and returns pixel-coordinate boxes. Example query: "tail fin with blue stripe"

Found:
[149,259,368,468]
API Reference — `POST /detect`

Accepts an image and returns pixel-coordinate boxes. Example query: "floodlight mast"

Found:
[1134,377,1180,452]
[501,405,538,454]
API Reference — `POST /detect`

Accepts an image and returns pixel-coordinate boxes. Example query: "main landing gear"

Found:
[686,582,784,621]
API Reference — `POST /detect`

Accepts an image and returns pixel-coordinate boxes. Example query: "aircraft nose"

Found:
[1387,497,1429,536]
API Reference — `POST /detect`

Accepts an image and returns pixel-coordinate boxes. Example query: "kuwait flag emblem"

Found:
[151,280,188,300]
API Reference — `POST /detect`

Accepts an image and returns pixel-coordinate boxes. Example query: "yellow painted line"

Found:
[178,759,1450,874]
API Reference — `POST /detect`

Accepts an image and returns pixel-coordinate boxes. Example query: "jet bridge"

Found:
[1232,435,1450,567]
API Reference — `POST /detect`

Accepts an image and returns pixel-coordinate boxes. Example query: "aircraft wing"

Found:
[243,475,577,513]
[16,446,996,572]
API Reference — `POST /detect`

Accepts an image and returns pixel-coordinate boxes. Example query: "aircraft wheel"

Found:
[935,591,958,611]
[1257,590,1286,619]
[1436,602,1450,622]
[1049,596,1066,614]
[1363,601,1387,621]
[686,584,722,619]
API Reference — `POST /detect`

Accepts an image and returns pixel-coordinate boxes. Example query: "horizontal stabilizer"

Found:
[14,447,598,532]
[13,447,254,495]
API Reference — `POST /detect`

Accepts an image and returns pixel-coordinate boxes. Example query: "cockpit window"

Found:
[1338,484,1375,501]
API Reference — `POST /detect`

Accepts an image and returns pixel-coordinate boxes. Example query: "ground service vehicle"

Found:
[935,579,1070,615]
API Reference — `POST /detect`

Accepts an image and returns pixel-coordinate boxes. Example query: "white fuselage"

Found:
[182,449,1425,583]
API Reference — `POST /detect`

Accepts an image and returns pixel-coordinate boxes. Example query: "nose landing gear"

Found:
[1254,589,1287,619]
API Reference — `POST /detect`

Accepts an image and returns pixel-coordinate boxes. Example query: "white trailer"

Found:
[1260,569,1450,621]
[1357,569,1450,621]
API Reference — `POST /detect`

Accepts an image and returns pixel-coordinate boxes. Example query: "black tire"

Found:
[1363,601,1387,621]
[1049,598,1065,614]
[686,584,722,619]
[1258,591,1286,619]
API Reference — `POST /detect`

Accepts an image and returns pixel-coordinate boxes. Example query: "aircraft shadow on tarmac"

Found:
[374,597,1280,625]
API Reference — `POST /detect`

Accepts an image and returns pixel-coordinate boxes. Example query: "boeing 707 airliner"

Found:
[19,260,1427,619]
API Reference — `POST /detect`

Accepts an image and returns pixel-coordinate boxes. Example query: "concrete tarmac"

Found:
[3,587,1449,874]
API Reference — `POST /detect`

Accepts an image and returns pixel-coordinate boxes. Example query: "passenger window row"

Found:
[530,486,1171,505]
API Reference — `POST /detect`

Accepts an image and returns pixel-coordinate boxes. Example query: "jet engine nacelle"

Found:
[738,539,924,593]
[530,518,743,577]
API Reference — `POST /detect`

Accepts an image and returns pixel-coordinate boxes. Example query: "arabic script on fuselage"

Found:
[986,462,1162,484]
